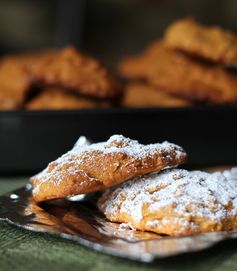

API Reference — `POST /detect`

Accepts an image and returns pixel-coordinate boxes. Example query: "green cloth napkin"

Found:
[0,178,237,271]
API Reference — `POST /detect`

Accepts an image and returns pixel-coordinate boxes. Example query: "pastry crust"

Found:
[122,82,192,108]
[25,88,99,110]
[164,18,237,66]
[31,135,186,202]
[118,42,237,103]
[98,168,237,236]
[31,46,122,99]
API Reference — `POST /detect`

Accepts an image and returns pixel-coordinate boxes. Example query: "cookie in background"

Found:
[122,82,192,108]
[25,88,102,110]
[0,46,122,111]
[30,46,122,100]
[164,18,237,66]
[118,41,237,104]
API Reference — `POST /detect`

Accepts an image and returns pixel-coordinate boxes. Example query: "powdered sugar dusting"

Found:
[99,168,237,232]
[31,135,186,194]
[71,134,185,161]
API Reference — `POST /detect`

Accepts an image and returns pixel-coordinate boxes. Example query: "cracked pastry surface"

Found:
[118,42,237,103]
[31,46,122,99]
[122,82,192,108]
[31,135,186,202]
[98,168,237,236]
[164,18,237,66]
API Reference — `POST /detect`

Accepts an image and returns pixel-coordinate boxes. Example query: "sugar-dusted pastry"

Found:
[164,18,237,66]
[31,135,186,202]
[25,88,99,110]
[122,82,192,108]
[31,46,122,99]
[98,168,237,236]
[118,42,237,103]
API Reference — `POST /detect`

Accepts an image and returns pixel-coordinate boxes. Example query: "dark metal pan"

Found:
[0,106,236,174]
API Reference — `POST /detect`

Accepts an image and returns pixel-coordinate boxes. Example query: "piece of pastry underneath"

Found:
[98,167,237,236]
[31,134,186,202]
[25,88,110,110]
[122,82,192,108]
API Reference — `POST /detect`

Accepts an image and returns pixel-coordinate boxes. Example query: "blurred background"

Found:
[1,0,237,174]
[1,0,237,70]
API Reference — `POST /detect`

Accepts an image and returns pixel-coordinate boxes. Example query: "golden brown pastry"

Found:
[123,82,192,108]
[118,42,237,103]
[31,46,122,99]
[0,56,32,110]
[98,168,237,236]
[25,88,99,110]
[31,135,186,202]
[164,18,237,66]
[0,50,55,110]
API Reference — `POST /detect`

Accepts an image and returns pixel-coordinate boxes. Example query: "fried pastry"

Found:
[98,168,237,236]
[164,18,237,66]
[31,135,186,202]
[123,82,192,108]
[31,46,122,99]
[25,88,98,110]
[118,42,237,103]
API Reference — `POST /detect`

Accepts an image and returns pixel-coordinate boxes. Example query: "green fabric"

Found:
[0,179,237,271]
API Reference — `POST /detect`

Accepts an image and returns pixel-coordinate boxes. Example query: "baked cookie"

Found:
[164,18,237,66]
[118,42,237,103]
[122,82,192,108]
[25,88,99,110]
[31,135,186,202]
[98,168,237,236]
[31,46,122,99]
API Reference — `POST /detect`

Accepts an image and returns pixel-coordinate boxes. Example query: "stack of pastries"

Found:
[119,18,237,107]
[31,135,237,236]
[2,18,237,110]
[0,47,122,110]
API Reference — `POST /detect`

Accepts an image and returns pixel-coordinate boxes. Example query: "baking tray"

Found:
[0,106,236,174]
